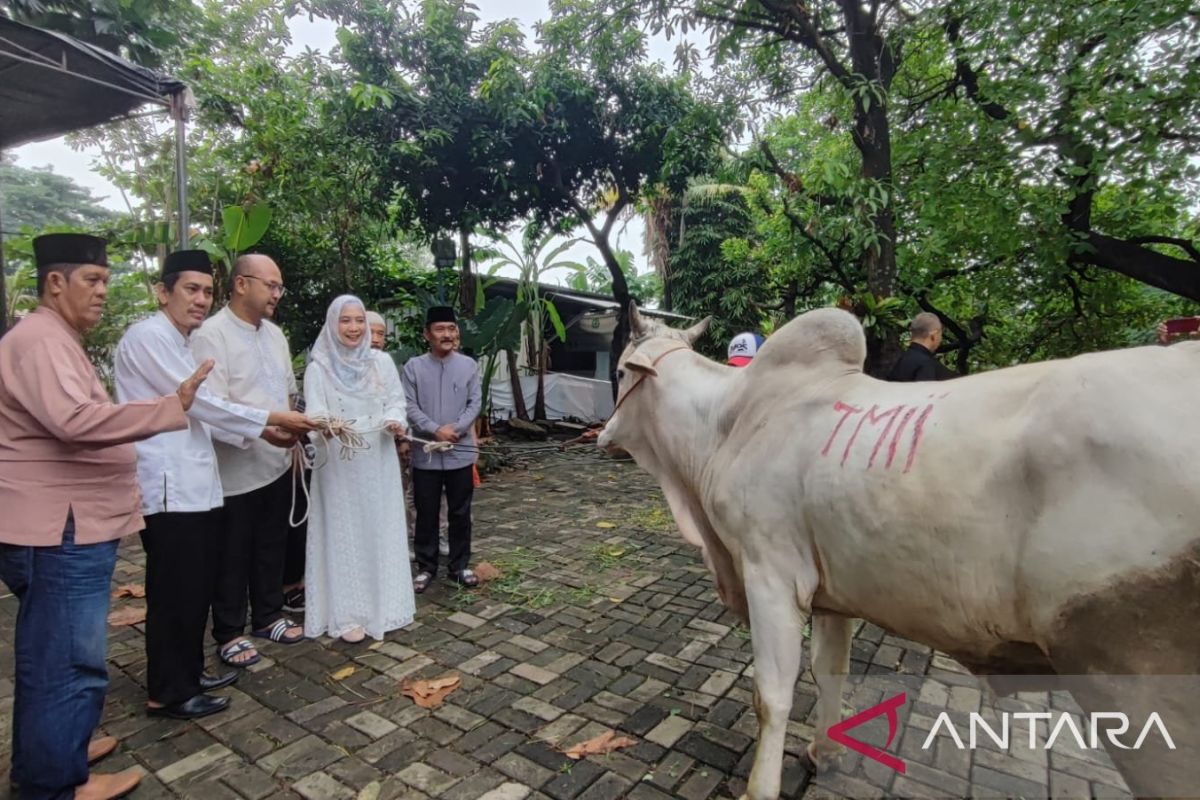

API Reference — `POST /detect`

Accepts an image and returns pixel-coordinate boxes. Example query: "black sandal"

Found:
[451,568,479,588]
[218,638,261,668]
[413,571,434,594]
[252,618,304,644]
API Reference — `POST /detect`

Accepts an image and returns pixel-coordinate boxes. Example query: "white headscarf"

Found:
[311,294,380,394]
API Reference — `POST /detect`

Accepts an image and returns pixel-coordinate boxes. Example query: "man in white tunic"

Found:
[192,254,306,665]
[303,295,414,642]
[115,249,316,718]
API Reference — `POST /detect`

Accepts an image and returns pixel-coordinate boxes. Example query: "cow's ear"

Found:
[684,315,712,346]
[629,301,648,338]
[624,351,658,377]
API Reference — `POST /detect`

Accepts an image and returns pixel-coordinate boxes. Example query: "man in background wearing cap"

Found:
[0,234,211,800]
[728,331,765,367]
[402,306,481,594]
[115,250,316,721]
[192,254,306,668]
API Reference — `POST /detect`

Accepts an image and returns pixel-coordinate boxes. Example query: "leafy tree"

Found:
[597,0,1200,374]
[311,0,536,314]
[567,251,663,307]
[64,0,435,353]
[0,0,201,67]
[0,154,119,231]
[497,10,728,388]
[668,185,769,357]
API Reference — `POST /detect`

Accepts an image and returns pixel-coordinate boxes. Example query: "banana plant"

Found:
[459,296,527,425]
[192,202,273,302]
[478,223,585,419]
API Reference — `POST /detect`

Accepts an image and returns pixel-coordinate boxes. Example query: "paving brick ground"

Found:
[0,448,1134,799]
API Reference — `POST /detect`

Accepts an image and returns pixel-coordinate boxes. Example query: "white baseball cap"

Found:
[727,332,764,367]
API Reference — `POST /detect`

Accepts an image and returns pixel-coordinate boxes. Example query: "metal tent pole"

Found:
[174,112,188,248]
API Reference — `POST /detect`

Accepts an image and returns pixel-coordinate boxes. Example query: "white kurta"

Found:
[114,312,269,515]
[303,350,414,640]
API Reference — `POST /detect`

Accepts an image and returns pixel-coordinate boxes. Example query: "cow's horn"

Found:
[684,316,712,346]
[628,300,647,337]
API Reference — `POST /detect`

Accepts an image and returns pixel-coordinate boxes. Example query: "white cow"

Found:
[598,304,1200,800]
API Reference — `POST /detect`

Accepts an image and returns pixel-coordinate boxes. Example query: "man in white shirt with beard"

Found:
[116,251,315,716]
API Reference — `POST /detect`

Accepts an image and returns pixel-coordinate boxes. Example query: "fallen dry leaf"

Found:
[562,730,637,759]
[330,666,356,681]
[107,605,146,626]
[473,562,501,583]
[595,521,617,529]
[400,673,461,708]
[112,584,145,599]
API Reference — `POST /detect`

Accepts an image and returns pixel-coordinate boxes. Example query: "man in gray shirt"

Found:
[402,306,482,593]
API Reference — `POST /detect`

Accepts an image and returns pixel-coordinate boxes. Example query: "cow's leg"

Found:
[743,578,808,800]
[805,610,853,771]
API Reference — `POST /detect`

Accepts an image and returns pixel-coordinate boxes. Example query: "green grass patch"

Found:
[590,542,632,570]
[627,503,675,532]
[474,547,560,611]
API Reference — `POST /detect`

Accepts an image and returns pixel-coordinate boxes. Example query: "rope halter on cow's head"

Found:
[612,303,713,414]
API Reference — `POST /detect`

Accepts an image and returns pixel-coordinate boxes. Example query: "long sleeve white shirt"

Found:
[191,306,298,497]
[114,311,270,515]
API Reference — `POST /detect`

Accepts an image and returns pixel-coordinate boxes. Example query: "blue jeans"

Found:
[0,512,118,800]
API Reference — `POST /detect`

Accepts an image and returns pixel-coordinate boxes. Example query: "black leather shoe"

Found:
[200,670,239,691]
[147,693,230,720]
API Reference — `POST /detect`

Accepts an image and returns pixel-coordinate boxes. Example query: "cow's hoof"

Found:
[803,741,843,774]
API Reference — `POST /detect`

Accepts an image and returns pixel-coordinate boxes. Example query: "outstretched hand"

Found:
[177,359,213,412]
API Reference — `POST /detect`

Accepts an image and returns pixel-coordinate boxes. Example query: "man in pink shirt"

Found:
[0,234,210,800]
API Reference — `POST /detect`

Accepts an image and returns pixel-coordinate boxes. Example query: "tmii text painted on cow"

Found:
[820,400,936,472]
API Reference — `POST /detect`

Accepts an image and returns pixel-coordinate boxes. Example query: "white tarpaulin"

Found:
[489,373,614,423]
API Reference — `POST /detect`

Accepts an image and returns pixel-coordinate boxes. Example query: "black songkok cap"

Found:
[163,249,214,278]
[33,233,107,268]
[426,306,457,325]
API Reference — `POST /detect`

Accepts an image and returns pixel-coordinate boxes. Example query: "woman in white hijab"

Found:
[303,295,414,642]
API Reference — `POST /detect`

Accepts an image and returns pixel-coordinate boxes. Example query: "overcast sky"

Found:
[11,1,680,286]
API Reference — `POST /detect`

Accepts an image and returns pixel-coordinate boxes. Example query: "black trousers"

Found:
[283,468,309,587]
[412,466,473,576]
[211,471,291,645]
[140,509,219,706]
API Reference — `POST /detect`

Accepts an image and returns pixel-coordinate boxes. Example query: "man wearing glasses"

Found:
[192,254,306,669]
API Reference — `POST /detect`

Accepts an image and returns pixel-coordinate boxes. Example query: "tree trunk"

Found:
[574,202,633,400]
[843,0,901,377]
[458,225,474,317]
[534,343,547,421]
[596,233,632,401]
[505,347,529,421]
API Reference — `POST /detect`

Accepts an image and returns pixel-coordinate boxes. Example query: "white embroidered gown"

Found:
[303,350,415,640]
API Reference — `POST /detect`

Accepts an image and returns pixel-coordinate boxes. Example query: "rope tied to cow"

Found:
[287,416,468,527]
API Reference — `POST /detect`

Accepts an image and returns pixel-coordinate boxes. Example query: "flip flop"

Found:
[252,617,304,644]
[218,638,260,668]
